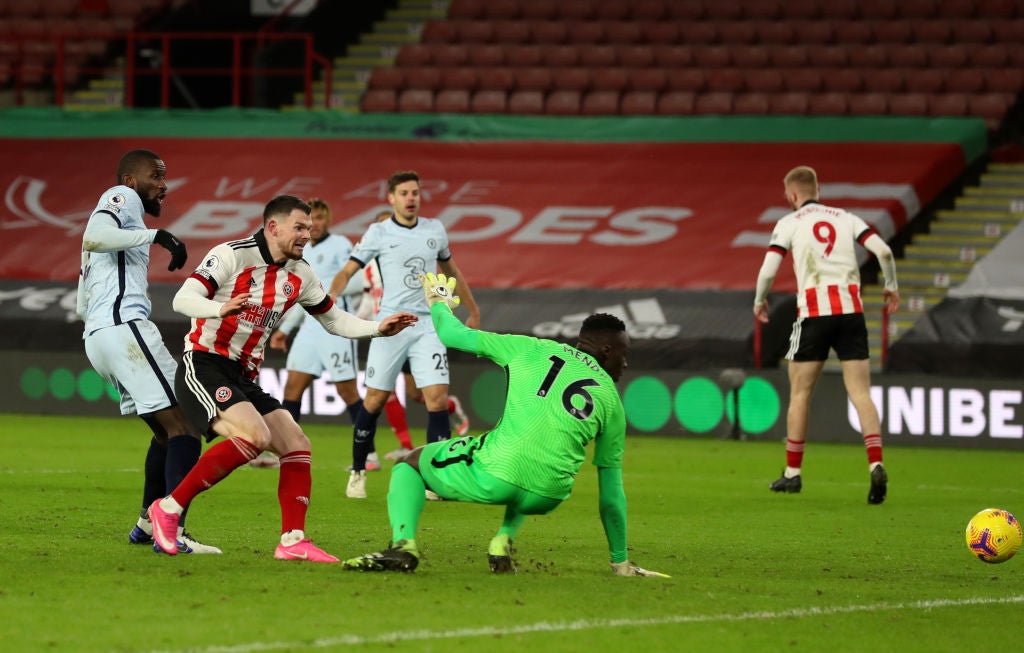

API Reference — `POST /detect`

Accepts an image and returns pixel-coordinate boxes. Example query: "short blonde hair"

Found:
[784,166,818,195]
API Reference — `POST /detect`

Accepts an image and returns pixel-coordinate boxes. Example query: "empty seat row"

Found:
[397,42,1024,70]
[448,0,1021,21]
[0,16,135,38]
[422,18,1024,46]
[372,65,1024,96]
[0,0,162,17]
[362,87,1016,124]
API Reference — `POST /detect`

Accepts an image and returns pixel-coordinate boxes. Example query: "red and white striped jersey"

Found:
[183,229,332,379]
[767,201,876,318]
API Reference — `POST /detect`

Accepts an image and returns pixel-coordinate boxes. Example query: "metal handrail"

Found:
[4,31,331,109]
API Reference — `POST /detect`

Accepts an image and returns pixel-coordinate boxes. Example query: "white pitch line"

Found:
[146,594,1024,653]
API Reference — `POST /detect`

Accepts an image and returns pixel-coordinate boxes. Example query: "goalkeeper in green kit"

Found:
[342,273,668,578]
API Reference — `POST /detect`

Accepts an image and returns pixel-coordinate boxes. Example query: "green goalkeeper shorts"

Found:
[419,436,561,516]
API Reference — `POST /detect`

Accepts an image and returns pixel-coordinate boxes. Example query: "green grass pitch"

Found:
[1,413,1021,652]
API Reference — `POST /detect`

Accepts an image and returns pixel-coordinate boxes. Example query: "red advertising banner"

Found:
[0,138,964,290]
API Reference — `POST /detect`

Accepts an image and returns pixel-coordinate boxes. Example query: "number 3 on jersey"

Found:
[813,221,836,257]
[536,355,599,421]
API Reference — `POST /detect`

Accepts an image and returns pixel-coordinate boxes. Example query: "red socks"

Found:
[384,393,413,449]
[785,438,805,469]
[864,433,883,465]
[278,451,311,534]
[170,437,259,506]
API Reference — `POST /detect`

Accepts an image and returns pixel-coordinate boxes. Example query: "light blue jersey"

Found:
[350,216,451,318]
[303,232,357,318]
[78,185,156,337]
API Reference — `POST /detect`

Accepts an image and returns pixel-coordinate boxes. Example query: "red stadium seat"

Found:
[397,89,434,112]
[694,91,734,114]
[872,20,914,43]
[821,68,864,93]
[755,22,796,44]
[808,92,849,115]
[789,20,835,43]
[745,0,782,19]
[652,45,693,67]
[440,67,478,91]
[361,89,396,112]
[732,45,771,68]
[470,89,507,113]
[421,20,457,43]
[639,21,679,44]
[458,20,496,43]
[580,45,618,67]
[937,0,977,17]
[505,44,543,67]
[969,92,1015,129]
[656,90,697,114]
[620,90,657,114]
[581,89,620,115]
[432,45,469,67]
[903,68,945,93]
[476,67,516,90]
[929,44,969,67]
[492,21,532,43]
[482,0,520,19]
[678,22,717,44]
[860,0,898,18]
[590,67,629,91]
[928,93,969,116]
[769,45,809,68]
[898,0,939,18]
[819,0,860,19]
[630,68,667,92]
[545,89,582,115]
[951,20,993,43]
[870,69,905,93]
[402,67,443,91]
[889,45,929,68]
[594,0,631,20]
[976,0,1018,18]
[833,22,874,44]
[617,45,655,68]
[769,92,810,115]
[666,0,704,20]
[704,0,743,20]
[807,45,849,68]
[992,20,1024,43]
[717,20,757,44]
[786,0,823,18]
[888,93,930,116]
[507,89,545,114]
[396,44,432,66]
[514,67,553,91]
[468,44,505,67]
[733,92,770,114]
[368,67,404,90]
[666,69,706,92]
[542,45,579,67]
[434,89,471,113]
[605,21,643,44]
[784,69,824,92]
[971,44,1010,67]
[692,45,732,68]
[632,0,667,20]
[520,0,558,20]
[448,0,483,19]
[557,0,595,19]
[945,69,985,93]
[848,93,888,115]
[848,45,888,68]
[985,69,1024,93]
[745,69,784,93]
[913,20,953,43]
[705,68,745,92]
[564,20,606,44]
[531,21,568,44]
[552,67,592,91]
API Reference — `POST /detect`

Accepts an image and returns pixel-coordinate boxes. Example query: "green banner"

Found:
[0,107,988,163]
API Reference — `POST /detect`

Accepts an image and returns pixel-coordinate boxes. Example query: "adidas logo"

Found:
[533,299,681,340]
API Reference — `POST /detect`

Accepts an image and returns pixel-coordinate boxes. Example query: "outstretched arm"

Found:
[599,467,670,578]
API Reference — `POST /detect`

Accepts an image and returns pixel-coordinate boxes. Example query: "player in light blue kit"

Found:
[327,171,480,499]
[77,149,219,554]
[264,198,380,469]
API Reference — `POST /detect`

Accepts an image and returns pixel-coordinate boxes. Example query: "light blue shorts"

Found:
[286,324,359,382]
[364,317,449,391]
[84,320,177,416]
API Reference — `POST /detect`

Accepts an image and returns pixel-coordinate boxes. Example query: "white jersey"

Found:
[349,216,451,317]
[184,229,334,379]
[77,185,156,336]
[767,201,875,318]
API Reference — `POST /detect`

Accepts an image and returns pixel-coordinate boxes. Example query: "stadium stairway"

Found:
[824,162,1024,375]
[286,0,446,111]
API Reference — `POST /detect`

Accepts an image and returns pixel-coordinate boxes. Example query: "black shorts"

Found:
[786,313,869,362]
[176,350,282,441]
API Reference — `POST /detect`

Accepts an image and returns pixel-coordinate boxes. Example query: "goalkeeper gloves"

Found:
[154,229,188,271]
[419,272,461,310]
[610,560,671,578]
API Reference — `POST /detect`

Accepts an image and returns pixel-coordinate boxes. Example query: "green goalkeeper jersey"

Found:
[432,304,627,500]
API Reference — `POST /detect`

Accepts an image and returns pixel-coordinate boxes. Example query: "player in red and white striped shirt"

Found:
[754,166,899,504]
[147,195,417,562]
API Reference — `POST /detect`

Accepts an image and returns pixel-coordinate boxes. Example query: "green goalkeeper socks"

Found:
[388,463,427,542]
